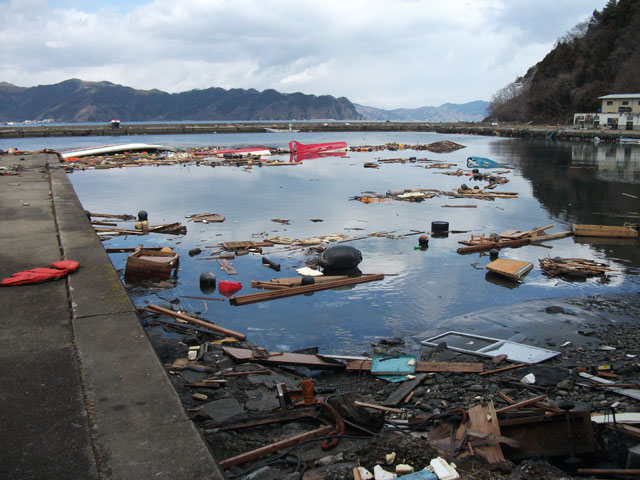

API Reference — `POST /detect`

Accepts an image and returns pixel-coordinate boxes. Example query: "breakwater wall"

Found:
[1,121,638,142]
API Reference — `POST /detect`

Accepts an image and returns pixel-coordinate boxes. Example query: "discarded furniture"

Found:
[421,332,560,364]
[572,224,638,238]
[486,258,534,281]
[124,246,179,281]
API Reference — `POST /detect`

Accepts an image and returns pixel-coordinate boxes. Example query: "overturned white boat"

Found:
[61,143,175,159]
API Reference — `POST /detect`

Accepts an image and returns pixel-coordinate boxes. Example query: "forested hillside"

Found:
[487,0,640,123]
[0,79,362,122]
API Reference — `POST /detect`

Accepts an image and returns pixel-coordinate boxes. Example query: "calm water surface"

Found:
[7,132,639,353]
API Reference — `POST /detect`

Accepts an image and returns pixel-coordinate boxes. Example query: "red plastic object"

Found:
[1,260,80,286]
[49,260,80,273]
[218,281,243,297]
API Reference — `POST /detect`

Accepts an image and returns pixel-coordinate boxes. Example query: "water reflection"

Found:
[64,134,640,353]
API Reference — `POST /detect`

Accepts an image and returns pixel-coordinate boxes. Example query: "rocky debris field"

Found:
[137,293,640,480]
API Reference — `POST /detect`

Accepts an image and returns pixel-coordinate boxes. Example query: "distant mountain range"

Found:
[355,101,489,122]
[0,79,362,123]
[0,78,489,123]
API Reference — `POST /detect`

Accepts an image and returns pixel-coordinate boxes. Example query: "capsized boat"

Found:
[289,140,348,155]
[466,156,508,168]
[61,143,175,159]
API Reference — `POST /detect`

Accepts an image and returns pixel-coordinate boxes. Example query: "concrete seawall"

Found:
[2,121,639,142]
[0,153,226,479]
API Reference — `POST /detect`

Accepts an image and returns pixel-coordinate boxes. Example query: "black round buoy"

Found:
[300,275,315,286]
[189,248,202,257]
[472,168,479,173]
[553,256,563,263]
[431,221,449,238]
[460,184,469,190]
[199,272,216,294]
[318,245,363,271]
[138,210,148,221]
[490,233,500,242]
[418,235,429,247]
[489,248,499,260]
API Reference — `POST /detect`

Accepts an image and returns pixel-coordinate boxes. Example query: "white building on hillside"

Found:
[574,93,640,130]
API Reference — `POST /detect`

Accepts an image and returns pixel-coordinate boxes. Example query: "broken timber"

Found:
[250,275,349,290]
[145,304,246,340]
[222,347,345,369]
[346,359,483,373]
[219,425,334,469]
[229,274,385,306]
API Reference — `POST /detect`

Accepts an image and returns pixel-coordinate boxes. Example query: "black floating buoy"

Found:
[318,245,362,271]
[489,248,499,260]
[472,168,479,173]
[189,248,202,257]
[137,210,148,221]
[460,184,469,190]
[431,221,449,238]
[199,272,216,294]
[261,257,281,271]
[418,235,429,247]
[300,275,315,286]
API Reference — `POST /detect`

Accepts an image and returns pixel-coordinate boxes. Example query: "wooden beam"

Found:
[219,426,333,469]
[145,304,246,340]
[230,274,385,306]
[383,373,428,406]
[495,394,548,413]
[346,359,483,373]
[479,363,526,376]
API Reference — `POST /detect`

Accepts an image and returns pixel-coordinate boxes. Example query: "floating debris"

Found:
[539,257,612,279]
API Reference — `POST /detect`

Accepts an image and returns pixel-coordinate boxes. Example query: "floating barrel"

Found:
[431,221,449,237]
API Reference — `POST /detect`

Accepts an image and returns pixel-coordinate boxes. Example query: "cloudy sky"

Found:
[0,0,606,109]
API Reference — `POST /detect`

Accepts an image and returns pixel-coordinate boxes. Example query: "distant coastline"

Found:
[1,121,638,143]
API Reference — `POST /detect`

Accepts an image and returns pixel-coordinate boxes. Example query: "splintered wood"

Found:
[539,257,611,278]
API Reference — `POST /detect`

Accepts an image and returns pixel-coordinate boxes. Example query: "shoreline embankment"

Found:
[1,121,639,142]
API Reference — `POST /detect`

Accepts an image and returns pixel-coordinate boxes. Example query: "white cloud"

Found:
[0,0,607,108]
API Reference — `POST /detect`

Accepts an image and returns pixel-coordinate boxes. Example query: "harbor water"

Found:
[4,131,639,353]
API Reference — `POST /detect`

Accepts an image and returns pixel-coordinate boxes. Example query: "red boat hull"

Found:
[289,141,347,155]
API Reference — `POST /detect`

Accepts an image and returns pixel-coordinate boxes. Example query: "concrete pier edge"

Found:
[0,152,225,479]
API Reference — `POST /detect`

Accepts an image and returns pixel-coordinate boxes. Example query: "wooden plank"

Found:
[222,347,345,369]
[466,401,505,463]
[230,274,385,306]
[346,360,483,373]
[572,224,638,238]
[354,401,403,413]
[217,259,237,275]
[479,363,526,376]
[219,426,333,469]
[495,394,547,413]
[145,304,246,340]
[383,373,428,406]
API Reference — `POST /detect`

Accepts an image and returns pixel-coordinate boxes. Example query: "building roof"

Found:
[599,94,640,100]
